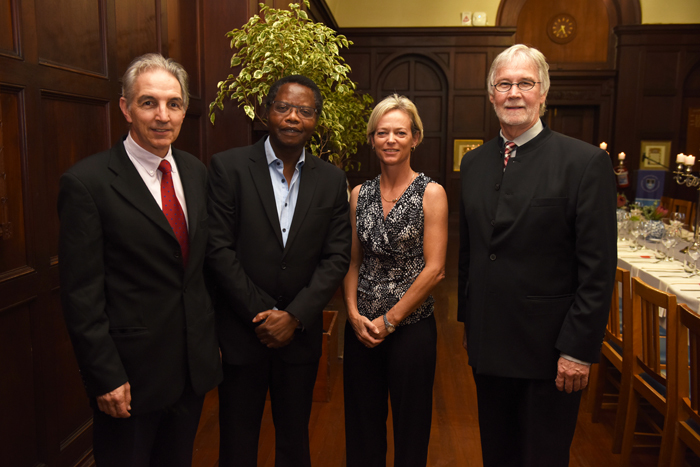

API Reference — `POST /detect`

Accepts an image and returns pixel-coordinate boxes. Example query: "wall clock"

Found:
[547,13,577,44]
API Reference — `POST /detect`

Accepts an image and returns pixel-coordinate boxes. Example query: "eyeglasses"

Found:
[270,101,318,119]
[492,81,541,93]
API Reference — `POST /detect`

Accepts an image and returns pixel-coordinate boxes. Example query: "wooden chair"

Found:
[670,199,694,228]
[661,196,673,211]
[619,277,678,467]
[669,303,700,467]
[589,267,632,453]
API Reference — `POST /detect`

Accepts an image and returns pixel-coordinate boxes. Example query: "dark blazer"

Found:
[207,137,351,365]
[58,139,222,415]
[458,124,617,380]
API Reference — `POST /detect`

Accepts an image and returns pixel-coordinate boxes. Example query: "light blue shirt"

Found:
[265,137,305,246]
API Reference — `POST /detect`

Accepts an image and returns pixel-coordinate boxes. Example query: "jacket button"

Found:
[490,220,496,226]
[174,251,181,259]
[490,254,497,261]
[281,262,287,270]
[495,183,500,190]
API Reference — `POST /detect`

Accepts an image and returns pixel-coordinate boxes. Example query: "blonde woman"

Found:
[343,94,448,466]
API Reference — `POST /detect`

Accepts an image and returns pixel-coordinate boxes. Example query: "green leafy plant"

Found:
[642,201,668,221]
[209,0,373,171]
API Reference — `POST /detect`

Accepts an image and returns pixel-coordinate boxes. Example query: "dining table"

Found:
[617,235,700,313]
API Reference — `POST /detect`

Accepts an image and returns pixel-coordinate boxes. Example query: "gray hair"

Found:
[487,44,550,116]
[366,94,424,146]
[121,53,189,109]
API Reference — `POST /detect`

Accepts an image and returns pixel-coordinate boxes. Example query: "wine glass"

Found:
[686,244,700,275]
[629,219,642,251]
[673,211,686,227]
[661,229,678,261]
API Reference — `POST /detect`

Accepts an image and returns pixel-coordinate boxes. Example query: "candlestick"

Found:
[618,152,626,161]
[599,142,607,150]
[687,155,696,166]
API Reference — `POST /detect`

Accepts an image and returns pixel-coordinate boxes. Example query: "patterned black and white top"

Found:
[356,173,435,327]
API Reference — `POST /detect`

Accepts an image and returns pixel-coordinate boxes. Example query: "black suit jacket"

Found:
[58,139,222,415]
[207,138,351,365]
[458,124,617,379]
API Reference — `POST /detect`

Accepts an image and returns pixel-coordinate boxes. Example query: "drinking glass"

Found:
[661,229,678,261]
[687,244,700,275]
[629,220,642,251]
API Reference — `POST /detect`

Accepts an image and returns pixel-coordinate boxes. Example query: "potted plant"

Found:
[209,0,373,171]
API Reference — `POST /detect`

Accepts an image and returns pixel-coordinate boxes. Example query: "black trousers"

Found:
[472,370,582,467]
[218,355,319,467]
[92,385,204,467]
[343,314,437,467]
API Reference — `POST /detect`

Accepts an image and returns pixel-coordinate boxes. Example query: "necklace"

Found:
[380,172,417,204]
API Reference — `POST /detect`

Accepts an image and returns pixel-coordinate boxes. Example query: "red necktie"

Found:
[158,160,189,267]
[503,141,517,169]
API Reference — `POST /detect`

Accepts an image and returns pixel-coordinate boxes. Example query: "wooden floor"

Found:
[192,219,666,467]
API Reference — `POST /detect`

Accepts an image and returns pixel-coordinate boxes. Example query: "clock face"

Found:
[547,14,577,44]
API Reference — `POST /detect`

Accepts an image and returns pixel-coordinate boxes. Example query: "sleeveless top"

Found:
[356,173,435,326]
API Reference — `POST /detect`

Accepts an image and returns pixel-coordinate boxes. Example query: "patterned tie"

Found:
[503,141,517,169]
[158,160,189,267]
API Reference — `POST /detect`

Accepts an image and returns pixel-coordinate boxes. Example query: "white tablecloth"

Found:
[617,239,700,312]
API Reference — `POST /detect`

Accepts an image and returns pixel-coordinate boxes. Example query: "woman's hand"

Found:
[349,313,385,348]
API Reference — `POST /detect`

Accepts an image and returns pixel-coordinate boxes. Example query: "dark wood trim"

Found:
[307,0,338,29]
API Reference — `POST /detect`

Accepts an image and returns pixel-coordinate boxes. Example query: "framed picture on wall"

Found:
[453,139,483,171]
[640,140,672,170]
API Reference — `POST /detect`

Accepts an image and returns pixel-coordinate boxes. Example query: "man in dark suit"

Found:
[58,53,221,467]
[458,45,617,467]
[207,75,351,467]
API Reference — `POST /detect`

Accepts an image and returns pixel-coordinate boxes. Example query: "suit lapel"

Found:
[248,140,284,247]
[108,141,176,240]
[284,154,318,256]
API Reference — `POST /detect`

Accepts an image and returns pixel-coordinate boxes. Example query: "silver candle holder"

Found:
[673,154,699,245]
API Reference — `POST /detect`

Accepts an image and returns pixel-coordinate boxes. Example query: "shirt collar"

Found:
[124,132,175,177]
[264,137,306,169]
[500,118,544,147]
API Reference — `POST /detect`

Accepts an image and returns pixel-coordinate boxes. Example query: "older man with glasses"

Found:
[457,45,617,467]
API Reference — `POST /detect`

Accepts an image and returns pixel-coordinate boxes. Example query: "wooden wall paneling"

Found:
[516,0,610,68]
[165,0,200,97]
[0,0,19,57]
[454,52,487,90]
[497,0,639,26]
[452,96,487,136]
[174,112,203,160]
[115,0,158,76]
[0,88,28,280]
[0,300,40,467]
[41,93,110,262]
[35,0,106,76]
[201,0,254,161]
[613,25,700,202]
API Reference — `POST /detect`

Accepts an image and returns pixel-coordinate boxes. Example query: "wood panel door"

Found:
[377,55,448,187]
[546,105,599,145]
[0,0,215,465]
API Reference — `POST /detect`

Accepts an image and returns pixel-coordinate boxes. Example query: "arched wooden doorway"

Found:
[375,55,448,187]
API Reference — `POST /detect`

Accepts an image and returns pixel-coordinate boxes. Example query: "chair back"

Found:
[606,267,631,352]
[670,199,694,227]
[677,303,700,431]
[621,277,678,466]
[631,277,677,405]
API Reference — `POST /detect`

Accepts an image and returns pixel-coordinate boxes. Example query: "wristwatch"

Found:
[383,314,396,333]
